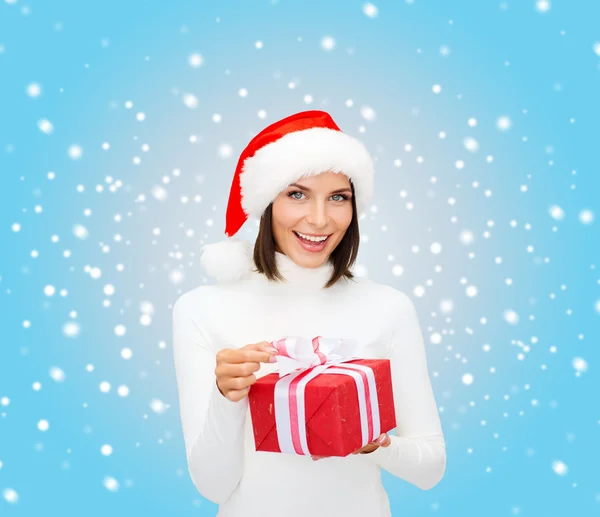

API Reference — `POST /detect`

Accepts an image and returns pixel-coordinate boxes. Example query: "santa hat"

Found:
[200,110,375,282]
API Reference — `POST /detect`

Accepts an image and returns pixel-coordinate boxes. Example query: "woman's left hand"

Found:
[311,433,391,461]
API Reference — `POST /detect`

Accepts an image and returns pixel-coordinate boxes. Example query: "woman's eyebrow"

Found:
[288,183,352,194]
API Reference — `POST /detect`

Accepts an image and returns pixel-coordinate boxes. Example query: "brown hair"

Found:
[252,180,360,289]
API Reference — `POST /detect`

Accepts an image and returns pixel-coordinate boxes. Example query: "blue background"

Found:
[1,0,599,515]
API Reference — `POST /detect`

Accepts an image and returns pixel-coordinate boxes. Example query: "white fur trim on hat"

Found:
[240,127,374,217]
[200,238,253,282]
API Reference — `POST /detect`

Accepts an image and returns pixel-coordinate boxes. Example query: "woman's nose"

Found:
[306,202,328,226]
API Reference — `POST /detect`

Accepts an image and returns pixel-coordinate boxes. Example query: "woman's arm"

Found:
[363,290,446,491]
[172,292,248,504]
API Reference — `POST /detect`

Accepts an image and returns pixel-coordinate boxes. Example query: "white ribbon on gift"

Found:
[269,336,381,456]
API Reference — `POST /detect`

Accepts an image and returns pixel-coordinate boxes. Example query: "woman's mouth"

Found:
[293,231,331,253]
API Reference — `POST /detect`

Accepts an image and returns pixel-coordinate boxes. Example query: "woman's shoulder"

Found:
[352,277,415,308]
[172,284,226,315]
[173,280,251,315]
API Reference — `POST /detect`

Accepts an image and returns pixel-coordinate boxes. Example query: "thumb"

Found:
[245,341,277,352]
[378,434,391,447]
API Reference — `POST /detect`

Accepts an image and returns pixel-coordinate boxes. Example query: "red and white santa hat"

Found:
[200,110,375,282]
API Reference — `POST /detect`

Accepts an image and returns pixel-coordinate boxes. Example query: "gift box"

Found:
[248,336,396,457]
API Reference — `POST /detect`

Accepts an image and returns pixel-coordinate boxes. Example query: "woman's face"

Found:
[271,171,354,269]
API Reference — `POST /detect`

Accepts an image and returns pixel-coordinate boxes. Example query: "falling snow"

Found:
[2,1,598,514]
[321,36,336,51]
[552,460,568,476]
[38,118,54,134]
[549,205,565,220]
[363,3,378,18]
[182,93,198,109]
[2,488,18,504]
[188,53,203,67]
[579,209,594,224]
[496,116,512,131]
[536,0,551,13]
[103,476,119,492]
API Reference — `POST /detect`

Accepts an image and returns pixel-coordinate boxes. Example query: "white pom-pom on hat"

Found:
[200,238,253,283]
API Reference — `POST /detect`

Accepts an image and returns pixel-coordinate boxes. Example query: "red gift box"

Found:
[248,358,396,457]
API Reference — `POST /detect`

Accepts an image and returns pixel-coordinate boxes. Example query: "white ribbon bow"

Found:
[270,335,361,377]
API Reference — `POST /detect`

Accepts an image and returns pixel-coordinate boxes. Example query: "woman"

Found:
[172,111,446,517]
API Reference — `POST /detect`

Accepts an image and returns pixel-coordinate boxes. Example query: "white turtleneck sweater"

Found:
[172,251,446,517]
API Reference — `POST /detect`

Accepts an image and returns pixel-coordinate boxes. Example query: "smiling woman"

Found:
[174,110,446,517]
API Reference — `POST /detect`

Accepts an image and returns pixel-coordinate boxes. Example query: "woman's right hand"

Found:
[215,341,279,402]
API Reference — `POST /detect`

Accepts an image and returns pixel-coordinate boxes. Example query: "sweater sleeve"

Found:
[363,290,447,491]
[172,292,249,504]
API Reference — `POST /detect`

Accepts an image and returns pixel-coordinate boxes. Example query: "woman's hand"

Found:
[311,433,391,461]
[215,341,278,402]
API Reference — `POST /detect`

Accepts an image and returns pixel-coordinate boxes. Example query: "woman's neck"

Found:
[253,251,337,292]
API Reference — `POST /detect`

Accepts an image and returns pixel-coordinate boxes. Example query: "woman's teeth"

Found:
[294,231,329,242]
[293,231,330,251]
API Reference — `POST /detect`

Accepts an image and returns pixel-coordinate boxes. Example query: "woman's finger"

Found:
[368,433,389,446]
[377,433,391,447]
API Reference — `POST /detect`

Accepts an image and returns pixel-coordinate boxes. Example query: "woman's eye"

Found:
[287,191,349,201]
